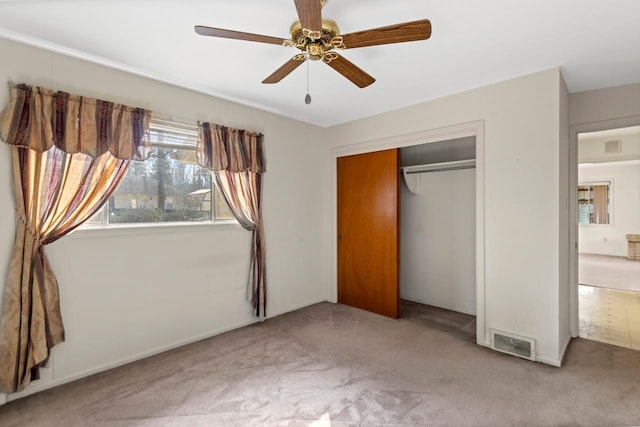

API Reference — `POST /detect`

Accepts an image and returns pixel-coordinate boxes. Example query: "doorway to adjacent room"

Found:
[575,125,640,350]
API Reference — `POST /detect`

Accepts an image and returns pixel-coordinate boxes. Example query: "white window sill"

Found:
[70,220,241,239]
[578,223,614,228]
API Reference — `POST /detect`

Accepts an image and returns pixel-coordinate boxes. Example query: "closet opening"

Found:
[399,137,477,337]
[331,120,486,347]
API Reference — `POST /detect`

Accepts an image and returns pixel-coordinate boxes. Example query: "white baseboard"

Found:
[535,336,572,367]
[8,317,258,401]
[267,297,327,319]
[6,297,327,402]
[477,338,491,348]
[559,335,572,366]
[536,355,563,367]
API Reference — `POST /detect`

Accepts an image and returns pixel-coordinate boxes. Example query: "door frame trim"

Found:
[569,115,640,337]
[330,120,488,347]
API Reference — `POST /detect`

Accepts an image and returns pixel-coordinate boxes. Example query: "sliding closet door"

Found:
[337,149,400,318]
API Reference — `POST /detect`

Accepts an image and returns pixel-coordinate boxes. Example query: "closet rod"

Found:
[404,165,475,174]
[402,159,476,175]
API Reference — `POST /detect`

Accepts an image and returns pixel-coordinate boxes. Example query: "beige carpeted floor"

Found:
[579,253,640,292]
[1,301,640,426]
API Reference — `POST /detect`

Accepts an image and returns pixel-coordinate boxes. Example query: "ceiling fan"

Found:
[194,0,432,88]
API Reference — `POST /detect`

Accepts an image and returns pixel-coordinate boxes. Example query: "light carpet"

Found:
[579,253,640,292]
[1,301,640,426]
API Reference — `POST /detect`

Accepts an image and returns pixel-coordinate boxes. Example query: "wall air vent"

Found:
[604,139,622,154]
[490,329,536,361]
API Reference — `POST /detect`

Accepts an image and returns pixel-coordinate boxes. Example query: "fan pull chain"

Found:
[305,57,312,105]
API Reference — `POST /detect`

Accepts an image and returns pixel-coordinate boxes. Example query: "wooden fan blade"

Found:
[294,0,322,32]
[325,54,375,88]
[262,56,306,84]
[195,26,287,46]
[341,19,432,49]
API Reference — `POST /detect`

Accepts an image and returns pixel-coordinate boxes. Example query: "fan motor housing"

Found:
[289,18,341,60]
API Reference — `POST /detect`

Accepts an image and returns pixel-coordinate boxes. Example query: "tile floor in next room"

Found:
[579,284,640,350]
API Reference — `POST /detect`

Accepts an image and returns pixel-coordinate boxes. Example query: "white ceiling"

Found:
[0,0,639,127]
[579,126,640,142]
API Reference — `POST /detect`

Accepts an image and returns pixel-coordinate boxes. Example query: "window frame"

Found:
[79,118,237,231]
[577,179,614,227]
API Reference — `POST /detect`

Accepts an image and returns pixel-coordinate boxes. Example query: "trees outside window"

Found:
[85,122,234,226]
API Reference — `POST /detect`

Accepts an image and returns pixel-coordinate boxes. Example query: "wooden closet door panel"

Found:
[337,149,400,318]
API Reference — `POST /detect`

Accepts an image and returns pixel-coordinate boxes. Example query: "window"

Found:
[578,181,611,225]
[84,119,235,227]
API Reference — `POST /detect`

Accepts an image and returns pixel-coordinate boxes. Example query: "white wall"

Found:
[579,131,640,163]
[570,83,640,127]
[0,38,329,400]
[578,161,640,256]
[400,168,476,315]
[326,68,568,366]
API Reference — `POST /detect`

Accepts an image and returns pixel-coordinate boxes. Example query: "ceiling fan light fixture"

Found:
[306,44,324,60]
[196,0,431,88]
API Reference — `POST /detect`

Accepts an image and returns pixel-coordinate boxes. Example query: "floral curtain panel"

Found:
[0,83,151,393]
[197,123,267,318]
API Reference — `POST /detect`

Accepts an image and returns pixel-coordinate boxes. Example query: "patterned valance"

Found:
[197,122,265,173]
[0,83,152,160]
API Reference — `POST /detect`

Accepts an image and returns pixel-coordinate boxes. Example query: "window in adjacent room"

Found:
[577,181,611,225]
[84,119,235,227]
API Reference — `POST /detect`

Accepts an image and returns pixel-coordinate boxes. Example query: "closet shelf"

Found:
[401,159,476,195]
